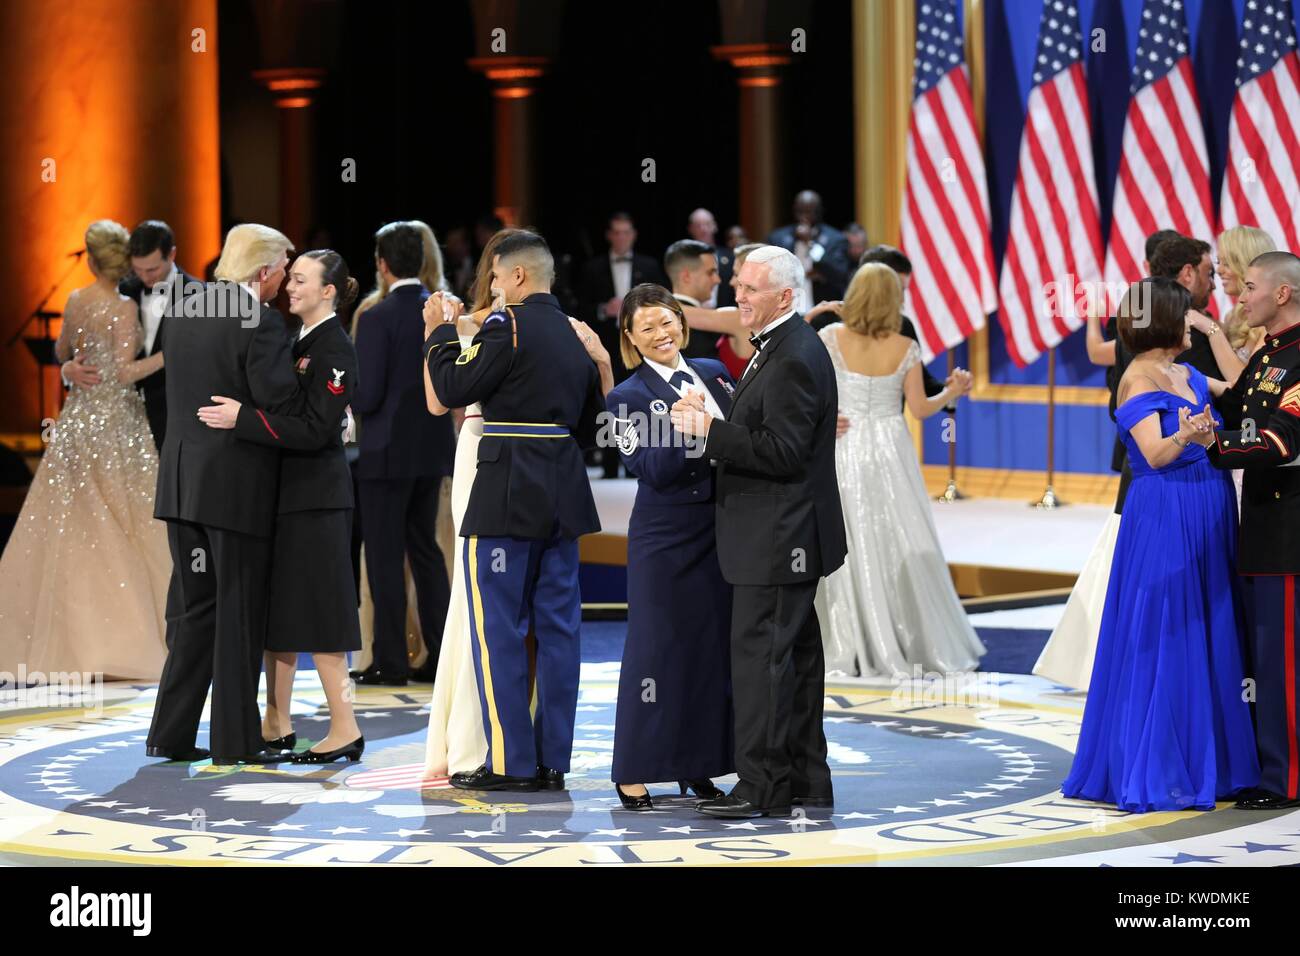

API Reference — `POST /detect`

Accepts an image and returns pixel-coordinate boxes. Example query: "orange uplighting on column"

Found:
[0,0,222,433]
[468,56,549,228]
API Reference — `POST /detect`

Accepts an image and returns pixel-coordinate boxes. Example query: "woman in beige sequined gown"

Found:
[0,220,171,681]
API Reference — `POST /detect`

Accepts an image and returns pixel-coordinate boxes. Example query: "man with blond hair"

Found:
[147,223,302,766]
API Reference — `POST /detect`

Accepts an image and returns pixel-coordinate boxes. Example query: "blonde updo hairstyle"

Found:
[1218,225,1277,351]
[841,261,903,337]
[84,219,132,283]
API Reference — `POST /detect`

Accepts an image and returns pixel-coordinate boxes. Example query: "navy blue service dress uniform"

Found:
[607,358,736,785]
[232,314,362,654]
[1208,319,1300,805]
[425,293,604,782]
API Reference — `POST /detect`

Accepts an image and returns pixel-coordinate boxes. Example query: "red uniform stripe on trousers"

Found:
[1288,577,1299,799]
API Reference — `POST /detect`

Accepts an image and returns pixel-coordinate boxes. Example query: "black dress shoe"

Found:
[536,766,565,790]
[679,778,725,801]
[210,748,290,766]
[291,736,364,764]
[1234,789,1300,810]
[615,783,654,810]
[791,793,835,808]
[145,746,210,762]
[449,764,539,792]
[263,733,296,751]
[349,667,407,687]
[697,794,790,819]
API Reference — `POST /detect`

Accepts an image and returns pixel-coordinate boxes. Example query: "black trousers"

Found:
[357,476,450,675]
[729,580,832,808]
[146,520,271,757]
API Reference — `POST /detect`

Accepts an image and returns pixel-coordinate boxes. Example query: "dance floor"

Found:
[3,639,1297,867]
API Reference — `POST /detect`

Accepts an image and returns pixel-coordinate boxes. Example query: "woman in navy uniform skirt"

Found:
[602,284,735,809]
[198,250,364,763]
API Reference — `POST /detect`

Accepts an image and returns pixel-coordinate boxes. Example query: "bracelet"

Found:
[1171,434,1187,448]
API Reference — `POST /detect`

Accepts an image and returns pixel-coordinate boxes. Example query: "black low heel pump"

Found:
[263,732,296,751]
[679,779,725,800]
[290,736,364,764]
[615,783,654,811]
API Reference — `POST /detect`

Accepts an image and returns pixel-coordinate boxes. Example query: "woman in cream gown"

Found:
[0,220,170,681]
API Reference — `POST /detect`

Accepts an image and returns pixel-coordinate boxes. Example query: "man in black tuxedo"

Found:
[665,238,722,360]
[147,224,301,765]
[350,222,455,686]
[578,212,666,476]
[671,245,847,818]
[116,220,200,452]
[766,190,852,303]
[688,208,735,307]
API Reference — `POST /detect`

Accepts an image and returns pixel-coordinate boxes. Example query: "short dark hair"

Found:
[1144,229,1182,264]
[374,221,424,279]
[493,230,554,284]
[129,220,174,259]
[844,222,868,237]
[608,211,634,229]
[663,239,714,279]
[859,244,913,274]
[1148,234,1210,279]
[1117,276,1191,354]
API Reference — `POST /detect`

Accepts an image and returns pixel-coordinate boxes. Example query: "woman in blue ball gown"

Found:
[1062,277,1259,812]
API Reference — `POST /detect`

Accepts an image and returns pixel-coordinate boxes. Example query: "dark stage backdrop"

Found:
[218,0,855,314]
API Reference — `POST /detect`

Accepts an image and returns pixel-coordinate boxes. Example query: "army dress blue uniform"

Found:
[1208,319,1300,803]
[607,357,735,785]
[232,314,361,654]
[425,293,603,778]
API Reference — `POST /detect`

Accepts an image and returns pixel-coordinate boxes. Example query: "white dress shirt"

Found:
[643,354,726,422]
[298,311,336,341]
[388,277,423,293]
[741,308,797,377]
[610,251,633,301]
[140,263,177,354]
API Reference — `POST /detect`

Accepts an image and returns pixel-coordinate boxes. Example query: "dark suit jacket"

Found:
[119,267,200,450]
[714,246,736,308]
[764,224,852,301]
[578,251,668,380]
[352,284,455,481]
[705,315,847,586]
[232,316,357,515]
[154,282,301,537]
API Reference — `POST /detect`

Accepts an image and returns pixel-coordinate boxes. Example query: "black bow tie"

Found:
[749,332,769,350]
[668,369,692,389]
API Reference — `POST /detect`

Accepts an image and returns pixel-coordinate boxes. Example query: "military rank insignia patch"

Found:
[326,368,346,395]
[455,343,482,365]
[1280,382,1300,417]
[616,418,640,456]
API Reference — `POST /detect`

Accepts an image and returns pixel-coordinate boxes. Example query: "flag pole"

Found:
[1032,346,1063,509]
[934,347,964,502]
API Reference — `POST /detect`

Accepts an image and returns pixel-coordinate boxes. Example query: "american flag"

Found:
[1104,0,1218,314]
[1220,0,1300,253]
[995,0,1103,367]
[898,0,997,361]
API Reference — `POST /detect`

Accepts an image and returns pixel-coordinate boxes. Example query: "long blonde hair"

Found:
[1218,225,1277,351]
[841,262,903,337]
[213,223,293,284]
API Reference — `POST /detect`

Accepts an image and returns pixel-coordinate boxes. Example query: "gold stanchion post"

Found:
[935,348,965,502]
[1032,347,1064,508]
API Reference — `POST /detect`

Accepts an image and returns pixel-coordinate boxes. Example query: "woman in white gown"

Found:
[815,262,984,677]
[0,220,171,681]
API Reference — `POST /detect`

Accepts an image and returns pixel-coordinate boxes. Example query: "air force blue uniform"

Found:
[607,358,736,784]
[425,293,603,776]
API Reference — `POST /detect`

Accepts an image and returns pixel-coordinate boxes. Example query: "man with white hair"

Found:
[671,244,847,818]
[1189,251,1300,809]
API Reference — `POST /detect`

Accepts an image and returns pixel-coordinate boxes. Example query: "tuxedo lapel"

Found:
[730,313,804,406]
